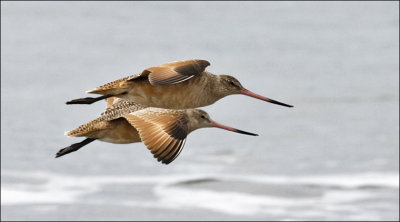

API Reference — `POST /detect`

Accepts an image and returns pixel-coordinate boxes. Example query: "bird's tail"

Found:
[65,117,106,137]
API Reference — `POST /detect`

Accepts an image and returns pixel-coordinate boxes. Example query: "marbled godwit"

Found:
[66,59,293,108]
[56,99,257,164]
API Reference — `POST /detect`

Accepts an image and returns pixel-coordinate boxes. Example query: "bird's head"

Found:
[217,75,293,108]
[186,109,258,136]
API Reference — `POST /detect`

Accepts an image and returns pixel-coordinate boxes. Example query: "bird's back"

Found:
[66,99,146,138]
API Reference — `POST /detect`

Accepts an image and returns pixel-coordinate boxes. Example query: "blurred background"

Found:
[1,1,398,221]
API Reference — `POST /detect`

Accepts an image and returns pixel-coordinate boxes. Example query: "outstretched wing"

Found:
[128,59,210,86]
[123,109,188,164]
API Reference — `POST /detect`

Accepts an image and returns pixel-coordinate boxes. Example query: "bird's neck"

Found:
[201,73,226,105]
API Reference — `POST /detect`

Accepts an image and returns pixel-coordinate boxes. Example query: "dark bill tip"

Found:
[266,98,293,108]
[211,121,258,136]
[234,129,259,136]
[240,89,293,108]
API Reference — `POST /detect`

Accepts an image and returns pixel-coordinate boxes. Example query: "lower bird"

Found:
[56,99,257,164]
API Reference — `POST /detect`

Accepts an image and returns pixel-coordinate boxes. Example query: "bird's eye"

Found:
[200,115,206,119]
[229,81,235,86]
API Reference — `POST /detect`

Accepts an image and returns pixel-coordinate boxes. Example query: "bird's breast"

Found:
[126,75,213,109]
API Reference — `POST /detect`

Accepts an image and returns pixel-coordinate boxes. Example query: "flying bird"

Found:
[66,59,293,109]
[56,99,257,164]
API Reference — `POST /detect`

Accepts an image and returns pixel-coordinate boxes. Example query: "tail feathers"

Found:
[86,74,139,94]
[56,138,96,158]
[66,118,105,137]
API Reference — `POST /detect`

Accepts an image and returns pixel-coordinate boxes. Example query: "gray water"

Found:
[1,2,399,221]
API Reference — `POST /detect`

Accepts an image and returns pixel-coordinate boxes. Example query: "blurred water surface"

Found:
[1,2,399,221]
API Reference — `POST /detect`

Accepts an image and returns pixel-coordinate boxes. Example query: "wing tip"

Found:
[196,59,210,67]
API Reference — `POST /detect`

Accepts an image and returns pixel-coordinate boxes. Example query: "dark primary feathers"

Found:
[141,59,210,85]
[123,109,189,164]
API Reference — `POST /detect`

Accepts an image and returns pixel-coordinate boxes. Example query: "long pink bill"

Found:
[211,121,258,136]
[241,89,293,108]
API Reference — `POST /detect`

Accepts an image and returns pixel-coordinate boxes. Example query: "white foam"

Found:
[153,186,319,215]
[2,187,79,205]
[240,172,399,188]
[152,181,377,216]
[1,169,398,217]
[1,170,204,205]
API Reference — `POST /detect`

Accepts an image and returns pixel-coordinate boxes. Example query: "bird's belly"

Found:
[124,82,209,109]
[96,119,142,144]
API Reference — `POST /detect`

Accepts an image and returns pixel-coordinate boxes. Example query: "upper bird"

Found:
[56,98,257,164]
[66,59,293,109]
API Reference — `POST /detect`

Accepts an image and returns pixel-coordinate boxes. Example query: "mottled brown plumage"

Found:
[66,59,293,108]
[57,100,257,164]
